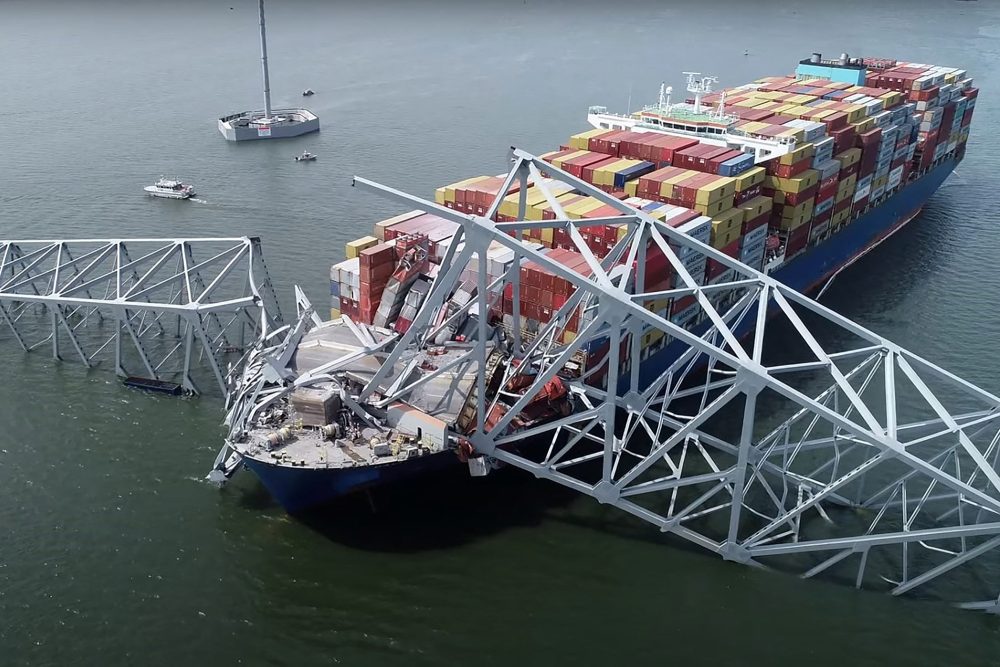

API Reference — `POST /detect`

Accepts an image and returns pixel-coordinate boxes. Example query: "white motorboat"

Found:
[144,178,195,199]
[294,151,317,162]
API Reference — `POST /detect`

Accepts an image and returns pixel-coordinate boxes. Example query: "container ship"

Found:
[218,53,977,512]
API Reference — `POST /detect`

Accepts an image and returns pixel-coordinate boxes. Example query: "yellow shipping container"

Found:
[776,210,813,231]
[564,198,605,219]
[616,224,629,240]
[835,147,863,169]
[842,105,866,124]
[375,210,424,240]
[541,228,554,245]
[770,103,797,115]
[562,331,577,344]
[738,121,770,134]
[806,109,835,125]
[346,236,379,259]
[832,208,852,226]
[551,149,587,169]
[835,186,853,203]
[710,207,744,241]
[735,166,766,191]
[754,90,782,100]
[531,192,581,220]
[436,175,490,205]
[785,95,817,105]
[873,175,888,190]
[568,128,608,151]
[766,169,819,193]
[787,198,815,218]
[880,91,904,107]
[330,307,341,320]
[847,113,875,132]
[593,159,631,186]
[734,98,765,108]
[738,194,773,220]
[837,173,858,193]
[695,176,737,205]
[779,142,816,166]
[694,199,731,218]
[778,126,807,143]
[625,180,639,197]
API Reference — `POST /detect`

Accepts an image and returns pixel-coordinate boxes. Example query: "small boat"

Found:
[144,177,195,199]
[302,89,315,96]
[294,151,317,162]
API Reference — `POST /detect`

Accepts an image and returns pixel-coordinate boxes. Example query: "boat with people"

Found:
[295,151,317,162]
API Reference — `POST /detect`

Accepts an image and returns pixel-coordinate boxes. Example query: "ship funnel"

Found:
[810,52,821,64]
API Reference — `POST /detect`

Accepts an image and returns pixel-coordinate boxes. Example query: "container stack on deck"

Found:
[333,55,975,389]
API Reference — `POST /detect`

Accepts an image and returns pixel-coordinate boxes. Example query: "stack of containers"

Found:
[372,236,430,328]
[393,279,431,334]
[503,248,595,344]
[358,242,400,324]
[329,257,360,320]
[436,176,520,217]
[382,213,460,263]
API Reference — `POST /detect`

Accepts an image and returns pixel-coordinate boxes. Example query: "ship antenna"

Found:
[626,82,633,114]
[684,71,719,115]
[258,0,273,120]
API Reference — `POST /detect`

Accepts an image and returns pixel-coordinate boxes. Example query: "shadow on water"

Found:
[266,462,583,552]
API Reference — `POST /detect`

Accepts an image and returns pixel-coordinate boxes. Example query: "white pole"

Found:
[258,0,273,119]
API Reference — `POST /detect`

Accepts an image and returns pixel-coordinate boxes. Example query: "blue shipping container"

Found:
[616,162,655,189]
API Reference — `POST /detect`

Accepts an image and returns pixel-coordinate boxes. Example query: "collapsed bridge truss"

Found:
[0,237,281,394]
[348,147,1000,609]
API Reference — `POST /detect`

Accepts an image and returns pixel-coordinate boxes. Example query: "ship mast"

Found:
[258,0,273,120]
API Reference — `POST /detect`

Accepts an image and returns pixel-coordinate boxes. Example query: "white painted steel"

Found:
[337,147,1000,608]
[0,237,281,394]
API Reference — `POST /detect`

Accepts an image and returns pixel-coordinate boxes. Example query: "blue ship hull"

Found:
[243,158,958,513]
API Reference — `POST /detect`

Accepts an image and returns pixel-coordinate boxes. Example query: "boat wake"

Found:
[189,198,209,204]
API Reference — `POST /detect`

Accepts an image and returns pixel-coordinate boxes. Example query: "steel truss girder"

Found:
[348,147,1000,608]
[0,237,281,394]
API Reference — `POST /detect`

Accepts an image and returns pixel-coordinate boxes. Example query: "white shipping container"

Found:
[741,224,768,247]
[888,172,902,189]
[853,185,872,202]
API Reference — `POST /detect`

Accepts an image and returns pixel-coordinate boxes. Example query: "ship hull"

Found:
[241,157,958,513]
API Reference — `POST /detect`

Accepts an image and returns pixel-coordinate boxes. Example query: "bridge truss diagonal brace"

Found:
[343,145,1000,607]
[0,237,282,395]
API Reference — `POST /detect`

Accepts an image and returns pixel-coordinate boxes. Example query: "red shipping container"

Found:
[816,111,849,132]
[768,157,812,179]
[742,211,770,235]
[773,184,818,207]
[785,223,811,256]
[722,238,741,259]
[735,184,762,205]
[817,182,838,203]
[812,208,833,227]
[856,128,883,148]
[834,197,852,214]
[647,135,699,165]
[705,256,729,280]
[707,149,744,174]
[908,86,939,103]
[671,294,696,315]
